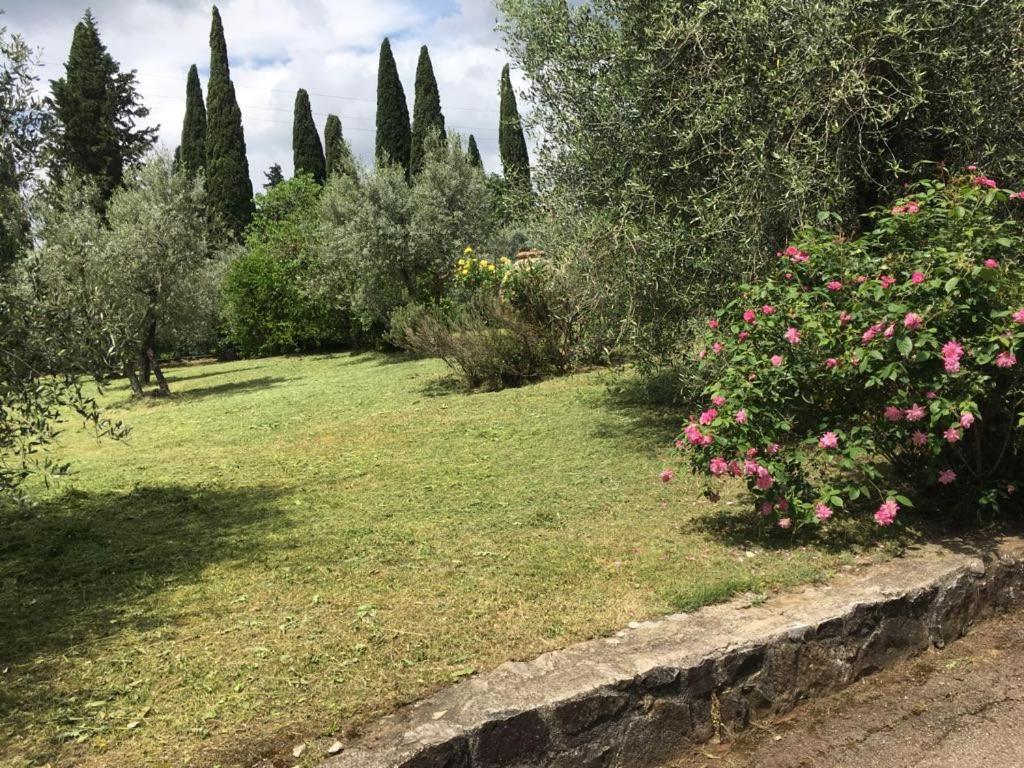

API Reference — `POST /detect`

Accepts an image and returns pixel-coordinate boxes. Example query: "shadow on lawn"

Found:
[173,375,290,401]
[0,485,287,694]
[592,374,683,452]
[163,364,263,384]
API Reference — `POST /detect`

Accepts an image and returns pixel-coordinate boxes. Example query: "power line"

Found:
[147,94,498,138]
[140,71,502,114]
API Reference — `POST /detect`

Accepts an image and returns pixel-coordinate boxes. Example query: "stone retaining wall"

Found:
[322,537,1024,768]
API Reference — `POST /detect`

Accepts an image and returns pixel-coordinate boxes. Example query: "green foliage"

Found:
[374,37,411,177]
[292,88,325,184]
[681,175,1024,529]
[179,64,206,177]
[205,5,253,238]
[466,134,482,170]
[263,162,284,189]
[0,23,48,267]
[222,174,347,355]
[319,135,495,335]
[324,114,356,179]
[410,45,445,177]
[28,153,221,394]
[498,0,1024,363]
[47,10,156,205]
[498,64,530,192]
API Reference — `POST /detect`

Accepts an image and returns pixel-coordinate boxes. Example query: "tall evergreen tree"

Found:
[498,64,530,190]
[264,163,284,189]
[179,64,206,176]
[48,10,157,204]
[374,37,411,177]
[409,45,445,176]
[467,134,483,170]
[324,114,356,179]
[205,6,253,237]
[292,88,325,184]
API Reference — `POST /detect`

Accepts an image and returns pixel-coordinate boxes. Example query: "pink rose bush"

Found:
[678,175,1024,529]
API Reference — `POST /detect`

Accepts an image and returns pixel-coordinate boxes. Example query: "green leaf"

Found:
[896,337,912,357]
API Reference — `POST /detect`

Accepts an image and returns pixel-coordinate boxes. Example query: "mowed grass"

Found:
[1,354,867,767]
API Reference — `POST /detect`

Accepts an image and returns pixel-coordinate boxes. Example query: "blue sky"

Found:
[2,0,528,187]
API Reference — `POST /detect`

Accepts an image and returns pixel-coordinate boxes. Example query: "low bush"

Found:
[392,255,576,388]
[677,173,1024,529]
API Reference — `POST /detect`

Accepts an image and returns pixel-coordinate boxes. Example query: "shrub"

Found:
[499,0,1024,363]
[394,294,568,389]
[222,174,348,356]
[677,174,1024,529]
[318,134,496,338]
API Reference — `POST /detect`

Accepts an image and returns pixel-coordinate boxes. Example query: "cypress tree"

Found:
[324,114,356,179]
[498,64,530,190]
[180,64,206,176]
[205,6,253,237]
[467,134,483,170]
[374,37,411,177]
[409,45,445,176]
[264,163,284,189]
[49,10,157,204]
[292,88,326,184]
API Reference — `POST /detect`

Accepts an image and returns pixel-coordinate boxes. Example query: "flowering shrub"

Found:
[677,174,1024,530]
[453,247,511,296]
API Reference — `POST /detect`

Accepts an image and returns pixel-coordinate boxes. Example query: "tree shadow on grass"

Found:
[590,372,683,453]
[0,484,288,708]
[162,364,264,384]
[172,375,289,401]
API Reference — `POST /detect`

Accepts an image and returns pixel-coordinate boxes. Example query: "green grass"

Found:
[0,354,867,767]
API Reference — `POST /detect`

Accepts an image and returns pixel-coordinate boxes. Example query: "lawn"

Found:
[0,354,869,767]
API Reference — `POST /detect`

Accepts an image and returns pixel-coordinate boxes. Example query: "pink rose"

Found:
[825,358,838,368]
[699,408,718,426]
[903,312,923,331]
[761,304,777,315]
[770,355,784,367]
[814,503,833,521]
[709,457,729,475]
[960,412,975,429]
[983,258,1000,269]
[944,426,962,443]
[996,351,1017,368]
[735,409,748,425]
[911,430,929,447]
[743,309,758,323]
[905,404,926,422]
[660,468,675,483]
[826,280,843,292]
[972,175,997,189]
[708,319,719,329]
[711,395,726,406]
[938,469,957,485]
[884,405,904,422]
[778,517,792,529]
[874,499,899,526]
[1013,308,1024,324]
[879,274,896,289]
[818,431,839,450]
[911,271,926,284]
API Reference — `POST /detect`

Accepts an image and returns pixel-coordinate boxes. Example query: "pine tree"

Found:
[467,134,483,170]
[292,89,326,184]
[498,64,530,190]
[264,163,284,189]
[374,37,411,177]
[409,45,445,176]
[324,114,356,179]
[180,64,207,176]
[205,6,253,237]
[48,10,157,204]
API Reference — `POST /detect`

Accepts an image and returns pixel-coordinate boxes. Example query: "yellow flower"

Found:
[464,246,474,254]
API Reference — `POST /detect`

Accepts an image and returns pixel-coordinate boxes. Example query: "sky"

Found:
[2,0,528,188]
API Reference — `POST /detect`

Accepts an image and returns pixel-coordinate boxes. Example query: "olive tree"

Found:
[30,152,221,396]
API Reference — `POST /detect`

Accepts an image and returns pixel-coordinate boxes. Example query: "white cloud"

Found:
[3,0,531,187]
